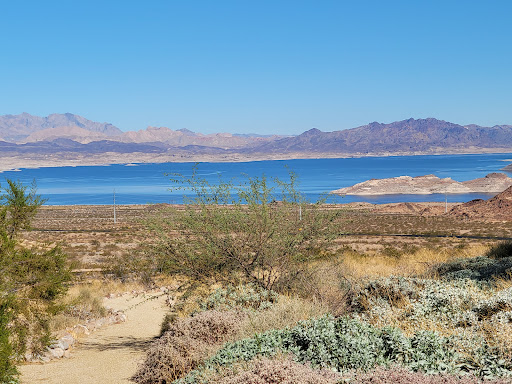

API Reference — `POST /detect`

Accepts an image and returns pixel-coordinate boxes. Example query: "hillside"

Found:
[0,113,282,150]
[449,185,512,221]
[245,118,512,154]
[116,126,276,149]
[0,113,122,142]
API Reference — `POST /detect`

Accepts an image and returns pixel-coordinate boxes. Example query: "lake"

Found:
[1,153,511,205]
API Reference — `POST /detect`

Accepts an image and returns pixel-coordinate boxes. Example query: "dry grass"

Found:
[50,279,159,332]
[340,244,490,280]
[237,295,330,339]
[494,271,512,290]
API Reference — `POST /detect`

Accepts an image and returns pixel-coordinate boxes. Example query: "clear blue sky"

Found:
[1,0,511,135]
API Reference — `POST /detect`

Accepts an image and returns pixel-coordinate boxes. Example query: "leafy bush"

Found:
[175,316,496,383]
[146,168,339,293]
[0,299,17,384]
[350,276,512,377]
[0,180,70,382]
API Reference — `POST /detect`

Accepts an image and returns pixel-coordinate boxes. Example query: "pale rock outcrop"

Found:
[332,173,512,195]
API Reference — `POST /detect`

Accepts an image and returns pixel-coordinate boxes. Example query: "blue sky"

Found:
[1,1,511,135]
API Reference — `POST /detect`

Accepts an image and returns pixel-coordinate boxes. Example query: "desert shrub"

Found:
[103,245,158,287]
[348,365,512,383]
[0,299,17,384]
[434,255,512,282]
[352,276,490,330]
[146,167,340,293]
[181,314,512,381]
[199,285,278,312]
[354,277,486,325]
[350,276,512,376]
[132,310,246,384]
[0,180,70,382]
[351,277,422,312]
[486,241,512,260]
[472,287,512,321]
[177,316,474,383]
[210,356,341,384]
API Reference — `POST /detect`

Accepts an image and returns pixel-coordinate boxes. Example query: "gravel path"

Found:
[20,292,169,384]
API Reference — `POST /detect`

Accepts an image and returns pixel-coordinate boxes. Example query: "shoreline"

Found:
[1,148,512,173]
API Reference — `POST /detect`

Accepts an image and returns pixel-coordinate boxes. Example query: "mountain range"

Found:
[2,113,512,159]
[0,113,281,149]
[246,118,512,154]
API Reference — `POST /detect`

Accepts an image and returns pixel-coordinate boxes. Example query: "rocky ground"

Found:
[449,185,512,221]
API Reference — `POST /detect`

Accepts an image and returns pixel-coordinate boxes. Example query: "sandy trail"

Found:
[19,292,169,384]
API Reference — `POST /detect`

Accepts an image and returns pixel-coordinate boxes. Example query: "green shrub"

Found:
[146,167,340,293]
[0,179,70,380]
[0,298,17,383]
[175,316,478,383]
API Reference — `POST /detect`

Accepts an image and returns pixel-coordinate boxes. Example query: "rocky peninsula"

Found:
[331,173,512,195]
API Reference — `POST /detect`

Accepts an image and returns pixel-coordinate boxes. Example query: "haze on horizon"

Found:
[1,1,511,136]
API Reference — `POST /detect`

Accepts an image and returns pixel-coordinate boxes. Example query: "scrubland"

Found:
[13,200,512,384]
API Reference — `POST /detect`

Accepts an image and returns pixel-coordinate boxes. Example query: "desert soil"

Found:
[19,292,169,384]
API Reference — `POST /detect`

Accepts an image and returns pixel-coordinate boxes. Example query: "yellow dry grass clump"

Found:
[237,295,330,339]
[341,244,490,279]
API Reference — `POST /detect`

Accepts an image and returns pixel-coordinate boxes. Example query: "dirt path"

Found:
[19,292,169,384]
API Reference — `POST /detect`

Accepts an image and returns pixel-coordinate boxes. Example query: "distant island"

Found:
[331,173,512,196]
[2,113,512,171]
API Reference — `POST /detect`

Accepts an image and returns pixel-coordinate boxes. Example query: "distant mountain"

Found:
[22,126,109,144]
[2,114,512,160]
[116,126,280,149]
[0,113,122,142]
[245,118,512,154]
[0,138,165,154]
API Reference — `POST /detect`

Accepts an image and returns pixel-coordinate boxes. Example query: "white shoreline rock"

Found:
[332,173,512,196]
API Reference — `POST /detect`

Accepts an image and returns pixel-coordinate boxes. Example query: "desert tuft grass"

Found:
[340,244,490,280]
[237,295,330,339]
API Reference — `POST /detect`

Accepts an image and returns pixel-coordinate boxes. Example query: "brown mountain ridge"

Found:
[449,185,512,221]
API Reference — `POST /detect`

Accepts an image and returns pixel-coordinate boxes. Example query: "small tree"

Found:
[148,167,340,293]
[0,180,70,383]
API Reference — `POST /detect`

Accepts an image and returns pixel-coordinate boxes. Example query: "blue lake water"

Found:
[1,153,511,205]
